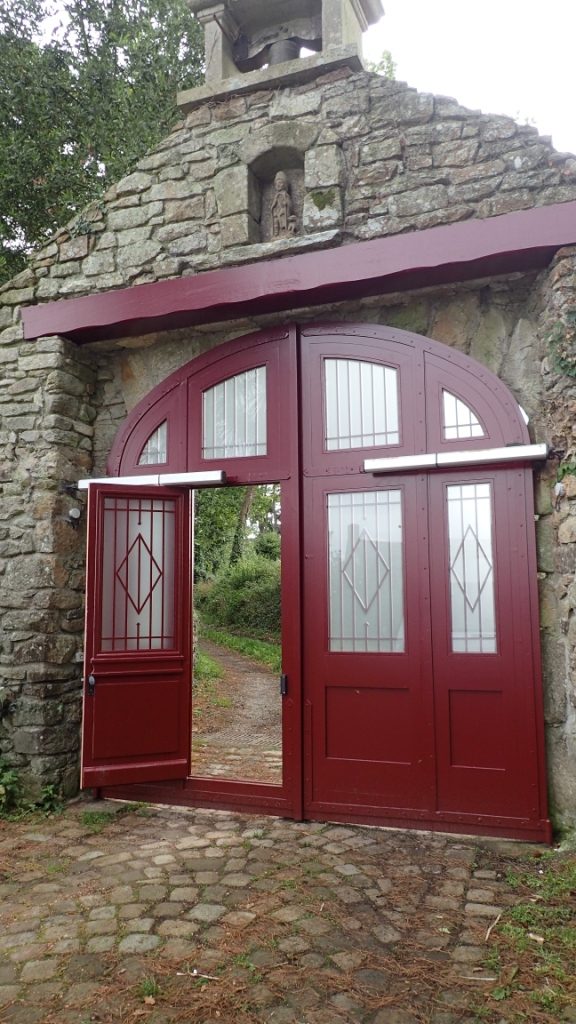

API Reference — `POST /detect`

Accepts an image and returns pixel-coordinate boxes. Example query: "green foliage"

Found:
[254,531,280,561]
[0,0,203,283]
[0,758,21,814]
[194,485,280,580]
[366,49,396,79]
[194,488,251,580]
[36,784,65,815]
[138,976,160,998]
[197,556,281,638]
[0,762,65,818]
[201,626,282,673]
[80,809,116,832]
[547,309,576,376]
[487,853,576,1018]
[195,650,223,682]
[557,460,576,481]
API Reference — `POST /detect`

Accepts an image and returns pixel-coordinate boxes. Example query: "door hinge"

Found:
[280,674,288,696]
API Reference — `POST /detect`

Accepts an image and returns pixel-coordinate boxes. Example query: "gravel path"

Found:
[191,640,282,783]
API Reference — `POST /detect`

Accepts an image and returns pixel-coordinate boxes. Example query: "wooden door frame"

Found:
[91,322,550,841]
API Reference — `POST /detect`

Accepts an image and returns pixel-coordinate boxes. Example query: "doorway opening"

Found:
[190,484,283,786]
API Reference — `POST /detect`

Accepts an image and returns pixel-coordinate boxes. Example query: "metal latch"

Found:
[280,674,288,696]
[87,674,96,697]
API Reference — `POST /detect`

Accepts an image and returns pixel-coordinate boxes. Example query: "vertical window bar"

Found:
[324,360,400,450]
[203,366,267,459]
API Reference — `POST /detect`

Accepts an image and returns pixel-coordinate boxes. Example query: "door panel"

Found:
[81,484,191,788]
[303,474,435,813]
[428,469,542,820]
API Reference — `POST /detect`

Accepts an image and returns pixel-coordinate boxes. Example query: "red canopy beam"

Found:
[22,201,576,345]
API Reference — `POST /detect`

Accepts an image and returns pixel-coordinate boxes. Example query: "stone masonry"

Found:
[2,57,576,824]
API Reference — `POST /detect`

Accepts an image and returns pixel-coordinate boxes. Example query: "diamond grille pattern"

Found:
[342,528,390,612]
[116,533,162,614]
[450,524,492,612]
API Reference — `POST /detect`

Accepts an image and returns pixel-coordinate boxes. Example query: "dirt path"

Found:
[191,639,282,783]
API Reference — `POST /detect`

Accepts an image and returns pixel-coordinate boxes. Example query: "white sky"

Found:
[362,0,576,156]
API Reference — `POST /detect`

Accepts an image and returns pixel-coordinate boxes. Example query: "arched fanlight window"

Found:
[324,359,399,450]
[203,366,267,459]
[138,421,168,465]
[443,390,484,441]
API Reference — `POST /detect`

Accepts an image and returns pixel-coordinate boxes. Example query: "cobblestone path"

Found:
[0,802,541,1023]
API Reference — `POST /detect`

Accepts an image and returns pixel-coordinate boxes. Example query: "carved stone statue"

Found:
[270,172,298,238]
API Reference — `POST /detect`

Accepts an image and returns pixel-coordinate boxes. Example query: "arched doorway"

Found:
[81,323,550,841]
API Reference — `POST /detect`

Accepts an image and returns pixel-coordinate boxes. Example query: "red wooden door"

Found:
[299,324,549,838]
[303,474,435,818]
[81,483,191,788]
[300,327,434,820]
[428,467,545,826]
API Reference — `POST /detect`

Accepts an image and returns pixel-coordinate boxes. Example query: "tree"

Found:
[194,485,281,581]
[0,0,204,284]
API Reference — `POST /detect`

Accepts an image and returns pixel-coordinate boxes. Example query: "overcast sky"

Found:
[362,0,576,155]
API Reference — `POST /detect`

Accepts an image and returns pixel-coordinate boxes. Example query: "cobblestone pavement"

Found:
[0,801,539,1024]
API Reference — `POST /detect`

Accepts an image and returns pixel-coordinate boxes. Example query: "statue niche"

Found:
[271,172,298,238]
[258,161,304,243]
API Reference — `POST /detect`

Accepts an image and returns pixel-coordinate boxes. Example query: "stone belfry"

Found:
[185,0,384,90]
[180,0,384,245]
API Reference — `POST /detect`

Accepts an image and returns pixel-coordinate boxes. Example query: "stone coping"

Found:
[177,46,365,112]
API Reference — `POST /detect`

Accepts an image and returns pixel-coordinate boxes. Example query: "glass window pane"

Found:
[101,496,176,652]
[443,390,484,440]
[447,483,496,653]
[324,359,400,450]
[328,490,405,652]
[138,421,168,465]
[203,366,267,459]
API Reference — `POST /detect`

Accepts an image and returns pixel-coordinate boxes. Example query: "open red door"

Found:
[81,483,191,788]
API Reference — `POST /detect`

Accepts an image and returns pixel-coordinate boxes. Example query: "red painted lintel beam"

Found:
[22,201,576,344]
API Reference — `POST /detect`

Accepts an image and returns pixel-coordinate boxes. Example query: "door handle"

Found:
[280,674,288,696]
[87,674,96,697]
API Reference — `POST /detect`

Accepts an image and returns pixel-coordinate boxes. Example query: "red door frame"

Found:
[90,322,550,841]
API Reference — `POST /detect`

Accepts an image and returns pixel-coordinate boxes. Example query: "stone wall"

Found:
[2,64,576,820]
[2,69,575,304]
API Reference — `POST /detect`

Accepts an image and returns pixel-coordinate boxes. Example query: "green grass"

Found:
[192,653,231,716]
[486,853,576,1018]
[80,802,145,833]
[200,626,282,673]
[138,976,160,999]
[195,650,223,682]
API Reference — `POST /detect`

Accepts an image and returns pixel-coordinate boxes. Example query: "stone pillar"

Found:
[0,332,97,798]
[196,3,238,85]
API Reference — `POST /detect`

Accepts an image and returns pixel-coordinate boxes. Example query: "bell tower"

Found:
[181,0,384,105]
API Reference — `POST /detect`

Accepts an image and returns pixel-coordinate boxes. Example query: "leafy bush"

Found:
[196,555,280,638]
[0,759,21,815]
[254,531,280,561]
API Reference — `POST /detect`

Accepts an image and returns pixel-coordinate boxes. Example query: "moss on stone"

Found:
[309,189,336,211]
[385,302,429,336]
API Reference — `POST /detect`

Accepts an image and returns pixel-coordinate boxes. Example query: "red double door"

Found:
[81,323,550,841]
